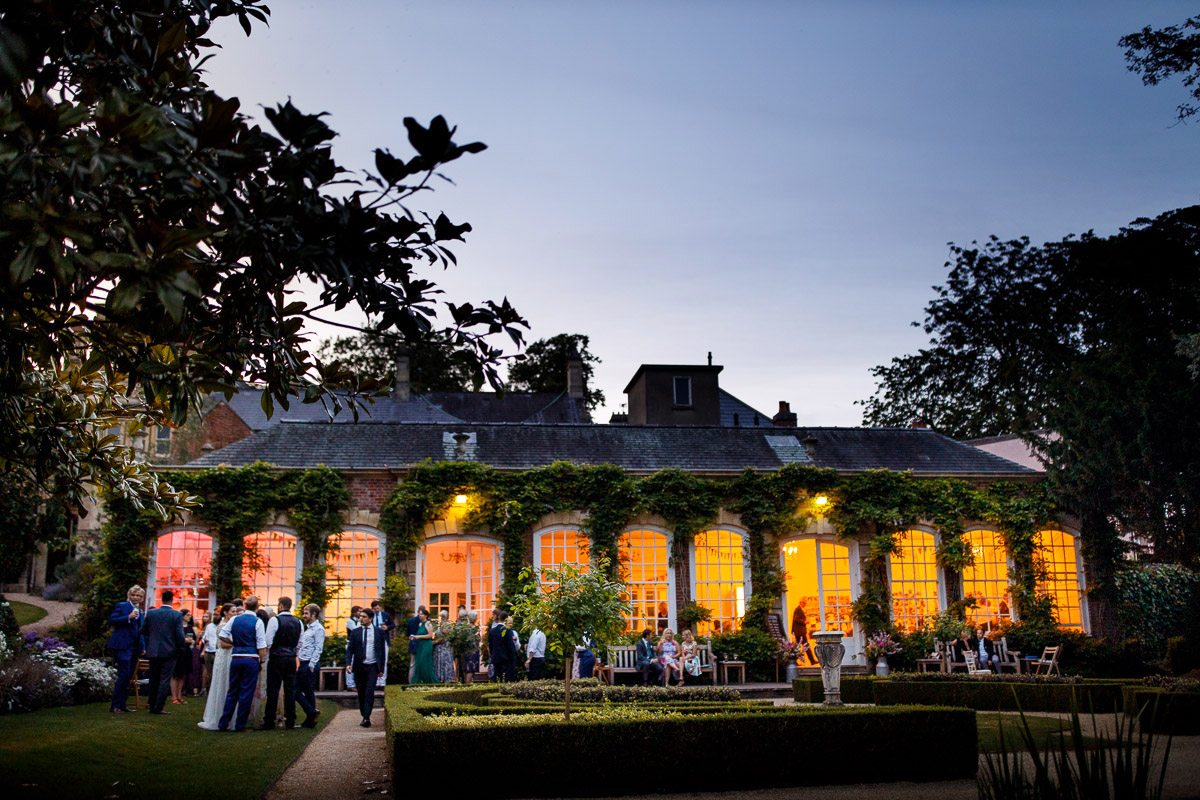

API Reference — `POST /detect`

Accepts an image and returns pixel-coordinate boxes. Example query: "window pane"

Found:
[962,530,1012,631]
[1035,529,1083,629]
[153,530,213,611]
[693,528,746,635]
[618,529,669,632]
[242,531,298,612]
[323,530,382,634]
[889,530,941,633]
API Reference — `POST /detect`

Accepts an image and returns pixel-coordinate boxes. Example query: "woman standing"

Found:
[170,609,196,704]
[657,628,683,686]
[198,603,235,730]
[409,609,437,684]
[462,611,480,684]
[432,609,455,683]
[679,629,702,684]
[200,610,218,696]
[186,611,207,696]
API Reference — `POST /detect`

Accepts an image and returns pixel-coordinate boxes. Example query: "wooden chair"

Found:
[1032,645,1061,676]
[965,657,992,676]
[995,637,1021,673]
[130,659,150,710]
[943,641,970,673]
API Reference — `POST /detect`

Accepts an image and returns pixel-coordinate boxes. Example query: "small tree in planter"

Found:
[512,558,629,720]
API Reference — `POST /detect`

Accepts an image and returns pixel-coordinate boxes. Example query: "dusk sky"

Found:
[204,1,1199,427]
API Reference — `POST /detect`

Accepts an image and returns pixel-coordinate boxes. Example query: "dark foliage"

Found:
[874,678,1127,712]
[506,333,605,412]
[1121,14,1200,125]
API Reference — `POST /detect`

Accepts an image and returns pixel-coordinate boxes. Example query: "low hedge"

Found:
[792,677,877,704]
[387,689,977,795]
[873,680,1126,712]
[500,682,741,703]
[1122,688,1200,735]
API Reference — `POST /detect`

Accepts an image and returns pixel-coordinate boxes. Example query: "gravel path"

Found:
[8,592,80,636]
[263,707,391,799]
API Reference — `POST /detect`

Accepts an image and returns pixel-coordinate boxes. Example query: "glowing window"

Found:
[419,539,498,629]
[536,529,590,587]
[1035,529,1084,629]
[152,530,213,611]
[692,528,746,635]
[618,529,670,633]
[962,530,1012,630]
[888,530,941,632]
[242,531,298,611]
[324,530,383,634]
[783,539,854,650]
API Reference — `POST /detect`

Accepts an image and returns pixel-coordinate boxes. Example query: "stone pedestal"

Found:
[812,631,846,706]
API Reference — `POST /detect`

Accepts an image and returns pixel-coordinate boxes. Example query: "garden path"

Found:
[8,593,79,636]
[263,707,390,799]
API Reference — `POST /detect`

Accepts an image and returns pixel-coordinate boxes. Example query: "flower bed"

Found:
[386,687,978,795]
[0,631,115,713]
[499,680,740,704]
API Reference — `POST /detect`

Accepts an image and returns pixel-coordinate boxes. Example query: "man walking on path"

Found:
[219,595,267,732]
[141,589,187,714]
[347,607,386,727]
[262,596,302,730]
[295,603,325,728]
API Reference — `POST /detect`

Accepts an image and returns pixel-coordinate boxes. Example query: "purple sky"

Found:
[203,1,1200,426]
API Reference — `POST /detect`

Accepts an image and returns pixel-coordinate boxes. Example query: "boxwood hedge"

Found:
[873,679,1126,712]
[1122,687,1200,735]
[792,677,877,703]
[386,688,977,795]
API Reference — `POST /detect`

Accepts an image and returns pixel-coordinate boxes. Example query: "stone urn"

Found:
[875,654,890,677]
[811,631,846,706]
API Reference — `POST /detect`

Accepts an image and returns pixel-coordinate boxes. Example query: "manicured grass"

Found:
[977,712,1099,751]
[0,697,337,799]
[10,601,47,627]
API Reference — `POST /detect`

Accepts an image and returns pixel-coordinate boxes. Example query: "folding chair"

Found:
[1032,645,1061,676]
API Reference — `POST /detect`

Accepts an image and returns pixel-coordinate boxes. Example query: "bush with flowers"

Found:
[0,630,115,713]
[863,631,901,660]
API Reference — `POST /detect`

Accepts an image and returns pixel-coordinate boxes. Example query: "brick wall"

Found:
[201,403,253,452]
[346,472,399,513]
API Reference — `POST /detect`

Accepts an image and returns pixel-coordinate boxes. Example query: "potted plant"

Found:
[676,601,711,633]
[864,631,901,676]
[776,638,803,681]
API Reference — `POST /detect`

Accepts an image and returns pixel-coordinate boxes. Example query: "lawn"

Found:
[0,697,337,799]
[10,601,47,627]
[977,712,1098,751]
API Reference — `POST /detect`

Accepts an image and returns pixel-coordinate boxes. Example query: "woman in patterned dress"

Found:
[432,609,456,683]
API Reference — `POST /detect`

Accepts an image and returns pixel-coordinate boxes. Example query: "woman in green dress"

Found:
[410,608,438,684]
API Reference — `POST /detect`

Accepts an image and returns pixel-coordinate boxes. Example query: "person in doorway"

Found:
[525,625,546,680]
[347,608,387,726]
[106,584,145,713]
[635,629,662,686]
[141,589,188,715]
[217,595,267,732]
[295,604,325,728]
[792,604,815,665]
[262,596,303,730]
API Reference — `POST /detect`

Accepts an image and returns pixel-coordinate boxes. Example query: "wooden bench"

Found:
[606,644,715,684]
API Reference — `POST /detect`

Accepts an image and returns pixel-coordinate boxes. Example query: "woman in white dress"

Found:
[198,603,235,730]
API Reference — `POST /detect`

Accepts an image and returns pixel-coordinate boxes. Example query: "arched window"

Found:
[617,529,671,633]
[152,530,214,611]
[1035,529,1085,629]
[242,531,298,611]
[888,530,941,632]
[324,529,384,634]
[535,529,590,587]
[692,528,747,635]
[962,529,1012,630]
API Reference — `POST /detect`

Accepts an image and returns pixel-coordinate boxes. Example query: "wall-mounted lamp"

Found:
[454,494,468,505]
[814,495,829,506]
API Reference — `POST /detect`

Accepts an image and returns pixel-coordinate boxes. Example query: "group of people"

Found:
[405,605,485,684]
[951,625,1002,671]
[106,585,328,732]
[634,627,703,685]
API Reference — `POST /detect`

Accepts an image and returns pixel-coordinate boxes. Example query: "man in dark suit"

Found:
[967,627,1001,671]
[140,589,187,714]
[262,595,303,730]
[106,584,145,712]
[346,607,387,727]
[487,609,516,682]
[635,629,662,686]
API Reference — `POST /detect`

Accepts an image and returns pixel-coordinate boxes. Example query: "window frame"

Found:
[961,527,1016,629]
[688,526,752,635]
[1034,527,1089,632]
[147,527,216,612]
[323,526,386,634]
[531,526,591,581]
[617,526,676,633]
[673,376,692,407]
[886,527,946,632]
[240,527,303,612]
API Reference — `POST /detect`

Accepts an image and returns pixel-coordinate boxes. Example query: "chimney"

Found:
[910,419,930,429]
[393,348,411,402]
[566,348,584,400]
[773,400,797,428]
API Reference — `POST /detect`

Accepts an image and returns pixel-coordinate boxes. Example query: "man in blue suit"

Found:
[106,585,145,712]
[346,608,387,727]
[140,589,188,714]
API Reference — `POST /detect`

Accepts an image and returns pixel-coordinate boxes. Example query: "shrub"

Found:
[388,689,977,795]
[50,554,95,602]
[889,672,1083,685]
[708,627,775,667]
[874,678,1126,712]
[0,595,19,642]
[1125,688,1200,735]
[499,681,741,704]
[0,653,68,714]
[792,676,876,704]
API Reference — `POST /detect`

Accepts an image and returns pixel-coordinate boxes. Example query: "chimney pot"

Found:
[773,400,798,428]
[393,348,411,402]
[566,348,585,401]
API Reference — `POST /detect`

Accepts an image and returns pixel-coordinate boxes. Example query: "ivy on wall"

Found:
[379,461,1055,635]
[79,464,351,643]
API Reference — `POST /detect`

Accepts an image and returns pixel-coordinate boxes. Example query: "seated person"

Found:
[635,629,662,686]
[950,631,972,665]
[967,627,1000,671]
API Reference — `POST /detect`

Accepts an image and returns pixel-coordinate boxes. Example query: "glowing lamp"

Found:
[455,494,468,505]
[814,495,829,506]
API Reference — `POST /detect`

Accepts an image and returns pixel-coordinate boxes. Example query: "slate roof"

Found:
[210,385,588,428]
[718,389,773,428]
[183,422,1037,477]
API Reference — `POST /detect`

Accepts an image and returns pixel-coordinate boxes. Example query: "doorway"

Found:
[418,538,499,626]
[782,538,859,666]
